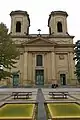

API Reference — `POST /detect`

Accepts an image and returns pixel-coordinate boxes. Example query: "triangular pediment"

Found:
[23,37,57,46]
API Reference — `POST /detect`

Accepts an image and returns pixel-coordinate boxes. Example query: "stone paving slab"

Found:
[44,94,75,101]
[69,94,80,101]
[0,102,5,107]
[0,88,38,94]
[72,95,80,99]
[6,94,37,101]
[0,88,38,105]
[0,88,38,103]
[44,100,79,103]
[42,88,80,92]
[4,100,37,104]
[0,95,11,101]
[42,88,80,101]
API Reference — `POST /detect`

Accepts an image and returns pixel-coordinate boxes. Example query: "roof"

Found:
[10,10,28,16]
[50,11,68,17]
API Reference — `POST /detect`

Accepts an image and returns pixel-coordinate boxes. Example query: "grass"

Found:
[0,103,34,118]
[47,103,80,118]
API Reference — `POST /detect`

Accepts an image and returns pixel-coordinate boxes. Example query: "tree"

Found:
[74,40,80,83]
[0,23,20,80]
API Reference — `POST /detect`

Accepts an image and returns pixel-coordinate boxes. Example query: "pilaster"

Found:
[32,53,35,85]
[70,52,75,79]
[51,52,56,80]
[68,52,75,84]
[44,53,47,84]
[19,53,24,85]
[68,53,71,80]
[23,52,28,84]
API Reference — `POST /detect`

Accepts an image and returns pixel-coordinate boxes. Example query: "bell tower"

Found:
[48,11,68,35]
[10,10,30,35]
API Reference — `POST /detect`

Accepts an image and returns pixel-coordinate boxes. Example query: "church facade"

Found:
[9,10,75,87]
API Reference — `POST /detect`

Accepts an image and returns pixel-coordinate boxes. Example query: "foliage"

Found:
[0,23,20,79]
[74,40,80,83]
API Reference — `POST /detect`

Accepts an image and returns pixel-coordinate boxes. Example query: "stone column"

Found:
[51,52,56,80]
[23,52,28,84]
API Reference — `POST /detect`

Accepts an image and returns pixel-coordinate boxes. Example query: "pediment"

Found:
[23,37,57,46]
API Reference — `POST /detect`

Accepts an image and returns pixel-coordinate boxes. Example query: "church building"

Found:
[9,10,75,87]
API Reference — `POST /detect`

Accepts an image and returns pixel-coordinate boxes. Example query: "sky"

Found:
[0,0,80,43]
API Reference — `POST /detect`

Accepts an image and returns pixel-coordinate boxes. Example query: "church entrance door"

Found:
[60,74,66,85]
[35,70,44,85]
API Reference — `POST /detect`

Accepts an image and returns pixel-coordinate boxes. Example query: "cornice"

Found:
[21,43,55,48]
[10,10,28,16]
[11,34,74,39]
[16,43,75,48]
[55,44,75,48]
[51,11,68,17]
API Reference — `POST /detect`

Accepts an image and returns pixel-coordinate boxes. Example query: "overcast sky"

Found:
[0,0,80,43]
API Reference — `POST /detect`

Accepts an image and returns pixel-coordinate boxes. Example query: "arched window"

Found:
[36,55,43,66]
[16,21,21,32]
[57,22,63,32]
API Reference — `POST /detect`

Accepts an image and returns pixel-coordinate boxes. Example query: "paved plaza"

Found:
[0,87,80,119]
